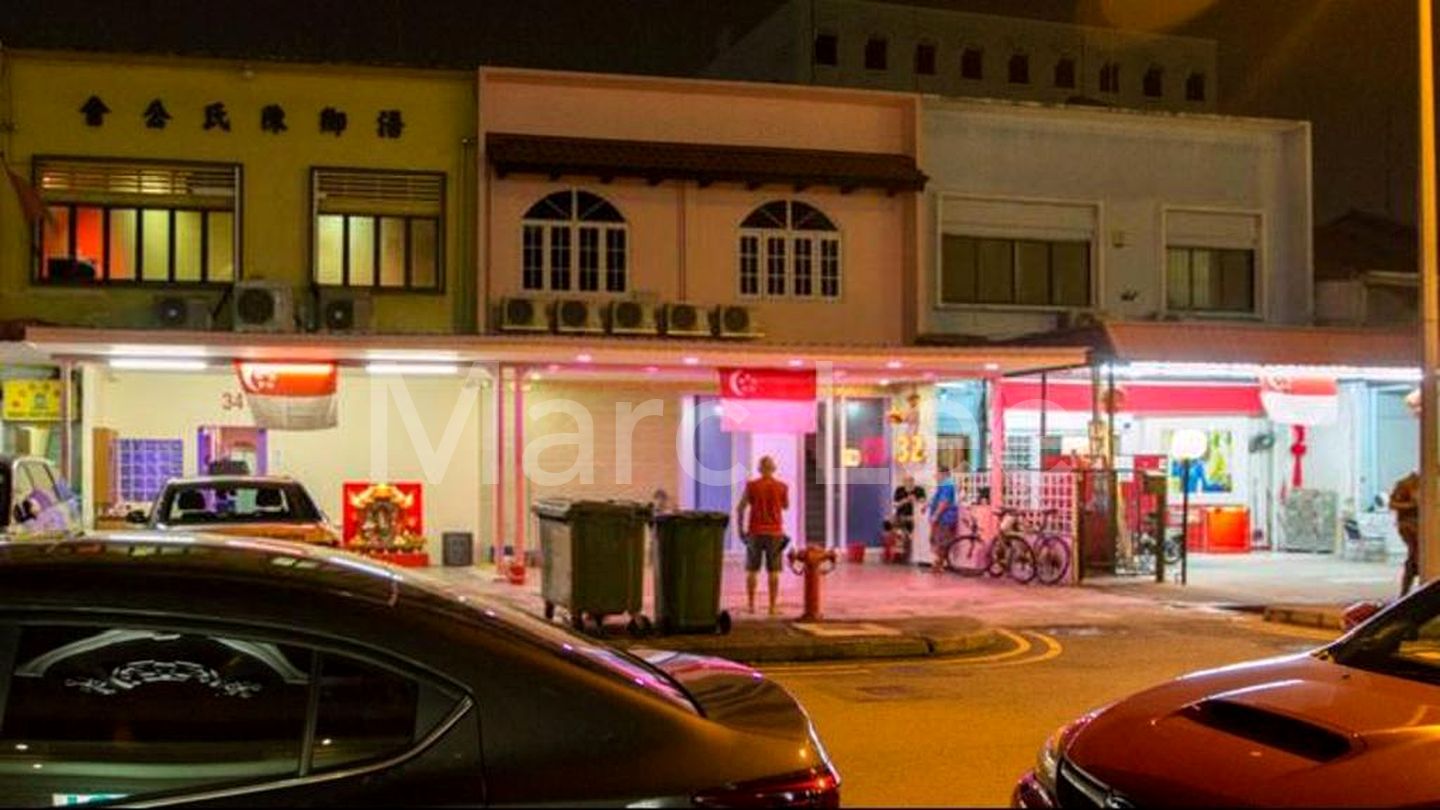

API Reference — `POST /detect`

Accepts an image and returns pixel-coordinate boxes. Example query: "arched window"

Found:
[738,200,841,300]
[520,190,627,293]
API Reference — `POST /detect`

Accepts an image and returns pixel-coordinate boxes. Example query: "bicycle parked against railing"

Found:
[945,504,992,576]
[1019,509,1072,586]
[986,507,1036,582]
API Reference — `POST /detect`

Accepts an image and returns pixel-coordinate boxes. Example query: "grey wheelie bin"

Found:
[533,498,652,636]
[653,511,732,635]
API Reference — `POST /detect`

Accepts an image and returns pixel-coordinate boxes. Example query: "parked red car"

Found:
[1015,586,1440,808]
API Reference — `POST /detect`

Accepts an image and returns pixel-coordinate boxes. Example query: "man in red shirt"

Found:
[736,455,790,616]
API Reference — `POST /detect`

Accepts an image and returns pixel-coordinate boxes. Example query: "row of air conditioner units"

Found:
[496,297,762,339]
[152,281,374,334]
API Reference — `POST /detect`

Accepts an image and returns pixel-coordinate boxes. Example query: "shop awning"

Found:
[1094,321,1418,368]
[21,327,1086,381]
[486,133,928,194]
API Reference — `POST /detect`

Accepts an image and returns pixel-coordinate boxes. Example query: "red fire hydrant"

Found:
[787,544,838,621]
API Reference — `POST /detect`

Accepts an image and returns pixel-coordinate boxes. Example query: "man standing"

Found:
[927,465,959,572]
[892,474,926,562]
[1391,471,1422,596]
[736,455,789,616]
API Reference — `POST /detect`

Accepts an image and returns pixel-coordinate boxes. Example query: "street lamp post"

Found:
[1170,429,1208,586]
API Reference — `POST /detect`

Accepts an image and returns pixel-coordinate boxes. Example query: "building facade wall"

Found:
[920,98,1312,340]
[706,0,1219,113]
[1,52,476,334]
[477,69,920,346]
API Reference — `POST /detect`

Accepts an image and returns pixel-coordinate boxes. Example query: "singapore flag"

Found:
[234,362,339,430]
[1259,373,1338,426]
[717,367,817,434]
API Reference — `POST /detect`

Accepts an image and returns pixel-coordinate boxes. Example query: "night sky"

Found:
[0,0,1418,227]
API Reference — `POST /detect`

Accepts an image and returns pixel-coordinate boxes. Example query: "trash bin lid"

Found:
[531,498,575,520]
[561,499,653,520]
[654,510,730,528]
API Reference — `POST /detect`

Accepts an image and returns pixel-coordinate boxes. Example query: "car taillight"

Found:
[692,766,840,808]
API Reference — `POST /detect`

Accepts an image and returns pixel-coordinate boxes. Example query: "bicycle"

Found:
[945,507,991,576]
[1131,515,1182,575]
[1022,509,1072,586]
[986,507,1036,582]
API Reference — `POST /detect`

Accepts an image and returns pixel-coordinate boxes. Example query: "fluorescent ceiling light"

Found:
[109,358,208,372]
[365,363,459,376]
[109,344,207,358]
[365,349,462,362]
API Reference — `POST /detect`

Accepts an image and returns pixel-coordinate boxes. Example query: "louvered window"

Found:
[313,168,444,291]
[35,157,240,284]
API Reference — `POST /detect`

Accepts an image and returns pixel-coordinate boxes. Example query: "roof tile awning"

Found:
[486,133,927,194]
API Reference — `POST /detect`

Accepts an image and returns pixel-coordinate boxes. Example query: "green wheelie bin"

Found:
[653,511,732,635]
[533,498,652,636]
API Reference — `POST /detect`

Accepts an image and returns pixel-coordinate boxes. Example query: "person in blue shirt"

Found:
[927,465,959,572]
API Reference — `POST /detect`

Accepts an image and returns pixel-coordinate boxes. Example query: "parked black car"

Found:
[0,534,838,807]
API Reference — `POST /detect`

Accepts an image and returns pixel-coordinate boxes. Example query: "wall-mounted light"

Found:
[1169,428,1208,461]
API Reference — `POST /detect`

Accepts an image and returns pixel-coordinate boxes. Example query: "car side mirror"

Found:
[125,509,149,525]
[1342,600,1385,631]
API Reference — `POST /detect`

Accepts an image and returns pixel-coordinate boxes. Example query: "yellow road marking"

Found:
[764,628,1061,676]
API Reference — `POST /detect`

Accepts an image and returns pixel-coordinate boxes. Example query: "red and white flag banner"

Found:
[234,361,339,431]
[717,367,817,400]
[1259,373,1338,426]
[717,367,817,434]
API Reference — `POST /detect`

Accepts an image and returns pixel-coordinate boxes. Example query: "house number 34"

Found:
[221,392,246,411]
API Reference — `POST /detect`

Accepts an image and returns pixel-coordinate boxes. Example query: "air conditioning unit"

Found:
[497,296,549,332]
[232,280,294,333]
[317,289,374,334]
[1056,310,1101,331]
[712,304,762,339]
[152,295,213,330]
[607,300,658,336]
[553,299,604,335]
[661,303,710,338]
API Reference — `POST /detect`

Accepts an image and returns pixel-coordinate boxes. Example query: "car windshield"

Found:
[157,482,321,526]
[1329,584,1440,685]
[400,568,699,714]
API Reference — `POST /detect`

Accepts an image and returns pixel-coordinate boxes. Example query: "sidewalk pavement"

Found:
[421,549,1395,662]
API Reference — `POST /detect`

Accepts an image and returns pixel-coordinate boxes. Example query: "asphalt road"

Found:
[763,610,1337,808]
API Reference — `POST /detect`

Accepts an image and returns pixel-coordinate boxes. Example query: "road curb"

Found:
[615,624,1004,664]
[1263,604,1345,631]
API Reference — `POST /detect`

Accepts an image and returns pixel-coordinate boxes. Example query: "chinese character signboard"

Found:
[3,380,63,421]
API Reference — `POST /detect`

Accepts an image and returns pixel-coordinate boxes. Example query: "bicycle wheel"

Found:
[987,536,1013,578]
[1133,536,1156,575]
[948,534,987,576]
[1008,539,1037,583]
[1035,536,1070,585]
[1162,534,1183,565]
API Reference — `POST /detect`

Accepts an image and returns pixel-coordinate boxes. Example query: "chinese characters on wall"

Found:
[78,95,407,138]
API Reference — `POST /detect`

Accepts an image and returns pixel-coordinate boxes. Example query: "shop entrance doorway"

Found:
[197,426,267,476]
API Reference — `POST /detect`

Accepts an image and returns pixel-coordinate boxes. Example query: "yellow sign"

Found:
[894,434,927,465]
[4,380,62,421]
